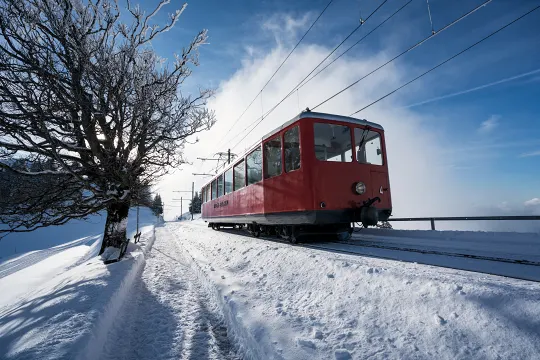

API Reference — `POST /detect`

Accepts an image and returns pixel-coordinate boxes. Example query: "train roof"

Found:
[203,111,384,186]
[262,111,384,140]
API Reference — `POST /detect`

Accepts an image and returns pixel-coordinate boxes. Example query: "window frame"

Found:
[263,134,282,180]
[246,146,263,186]
[217,174,224,197]
[354,127,384,166]
[313,122,353,163]
[211,179,217,200]
[233,159,246,191]
[224,167,233,194]
[284,125,301,173]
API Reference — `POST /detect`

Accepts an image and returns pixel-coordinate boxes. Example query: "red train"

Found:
[201,111,392,242]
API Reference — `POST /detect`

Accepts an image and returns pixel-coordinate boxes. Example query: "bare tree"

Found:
[0,0,215,257]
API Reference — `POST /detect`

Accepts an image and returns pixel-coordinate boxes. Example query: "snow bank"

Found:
[77,226,156,360]
[172,221,540,360]
[0,210,157,360]
[0,206,155,260]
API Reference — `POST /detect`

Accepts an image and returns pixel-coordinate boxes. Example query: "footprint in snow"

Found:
[436,315,447,325]
[297,339,316,349]
[327,273,335,278]
[221,275,226,279]
[313,329,323,339]
[335,349,352,360]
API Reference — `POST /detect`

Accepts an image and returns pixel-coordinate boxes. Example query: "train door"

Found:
[354,128,391,208]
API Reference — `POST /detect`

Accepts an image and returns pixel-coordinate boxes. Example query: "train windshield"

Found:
[354,128,383,165]
[314,123,353,162]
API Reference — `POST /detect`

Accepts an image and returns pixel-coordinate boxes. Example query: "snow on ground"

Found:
[99,225,240,360]
[0,208,157,360]
[168,220,540,360]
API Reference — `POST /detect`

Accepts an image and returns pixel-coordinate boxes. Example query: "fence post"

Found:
[430,218,435,230]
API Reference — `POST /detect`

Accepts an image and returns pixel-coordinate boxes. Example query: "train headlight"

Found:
[355,182,366,195]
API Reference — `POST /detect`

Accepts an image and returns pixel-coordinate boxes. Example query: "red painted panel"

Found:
[201,115,392,221]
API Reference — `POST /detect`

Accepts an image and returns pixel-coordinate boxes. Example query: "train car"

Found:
[200,110,392,242]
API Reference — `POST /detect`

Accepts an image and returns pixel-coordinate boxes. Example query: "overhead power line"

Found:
[310,0,493,111]
[296,0,411,93]
[349,4,540,116]
[210,0,335,154]
[228,0,399,152]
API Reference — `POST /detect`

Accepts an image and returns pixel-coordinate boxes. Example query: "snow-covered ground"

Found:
[0,208,157,360]
[1,214,539,359]
[99,225,240,360]
[169,220,540,360]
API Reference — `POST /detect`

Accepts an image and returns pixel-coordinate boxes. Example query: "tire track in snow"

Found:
[100,228,240,360]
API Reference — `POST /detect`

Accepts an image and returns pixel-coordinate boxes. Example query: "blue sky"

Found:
[136,0,540,218]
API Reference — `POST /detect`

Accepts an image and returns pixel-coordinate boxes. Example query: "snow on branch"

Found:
[0,0,215,233]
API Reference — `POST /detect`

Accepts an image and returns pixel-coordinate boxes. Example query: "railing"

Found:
[387,215,540,231]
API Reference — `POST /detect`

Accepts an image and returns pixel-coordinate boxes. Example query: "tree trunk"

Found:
[99,202,130,255]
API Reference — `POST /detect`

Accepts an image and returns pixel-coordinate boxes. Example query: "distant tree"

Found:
[133,185,154,209]
[189,192,201,214]
[151,194,164,216]
[0,0,215,257]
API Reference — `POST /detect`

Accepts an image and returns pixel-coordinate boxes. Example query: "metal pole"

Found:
[191,181,194,220]
[430,218,435,230]
[228,149,231,164]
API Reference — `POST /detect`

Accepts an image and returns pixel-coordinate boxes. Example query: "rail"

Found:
[387,215,540,230]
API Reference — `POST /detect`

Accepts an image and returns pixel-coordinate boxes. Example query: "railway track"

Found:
[329,239,540,266]
[302,239,540,282]
[210,226,540,282]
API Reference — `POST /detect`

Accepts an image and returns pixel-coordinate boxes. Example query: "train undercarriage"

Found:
[209,222,365,243]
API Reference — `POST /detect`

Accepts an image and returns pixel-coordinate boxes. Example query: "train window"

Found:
[247,147,262,185]
[314,123,352,162]
[234,160,245,191]
[202,187,205,203]
[264,135,282,179]
[284,126,300,172]
[211,179,217,200]
[225,168,233,194]
[217,174,224,197]
[355,128,383,165]
[206,185,211,203]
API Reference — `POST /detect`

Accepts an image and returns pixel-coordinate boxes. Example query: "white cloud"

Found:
[519,150,540,157]
[478,115,499,133]
[262,13,312,47]
[525,198,540,206]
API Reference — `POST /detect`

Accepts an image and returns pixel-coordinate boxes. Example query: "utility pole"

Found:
[173,181,195,220]
[173,189,192,220]
[197,149,237,173]
[172,197,191,220]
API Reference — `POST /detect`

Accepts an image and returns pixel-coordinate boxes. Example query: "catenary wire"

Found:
[209,0,335,155]
[310,0,493,111]
[349,4,540,115]
[296,0,412,93]
[228,0,404,152]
